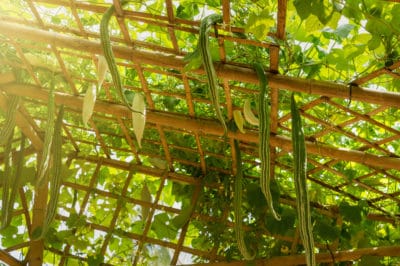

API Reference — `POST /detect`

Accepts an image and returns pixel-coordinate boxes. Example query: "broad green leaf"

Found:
[365,18,392,38]
[245,9,275,40]
[360,256,383,266]
[339,201,363,224]
[171,200,193,229]
[368,35,381,50]
[314,218,340,242]
[293,0,312,20]
[335,24,354,38]
[151,213,177,239]
[87,254,104,266]
[183,49,202,72]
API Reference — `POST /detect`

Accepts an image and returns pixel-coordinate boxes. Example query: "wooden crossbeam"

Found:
[2,83,400,171]
[1,20,400,108]
[182,246,400,266]
[0,249,23,266]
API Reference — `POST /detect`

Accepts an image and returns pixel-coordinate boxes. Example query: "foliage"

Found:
[0,0,400,265]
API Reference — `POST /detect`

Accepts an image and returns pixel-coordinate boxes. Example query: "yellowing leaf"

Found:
[24,53,61,72]
[82,84,97,127]
[97,55,109,89]
[149,157,168,170]
[233,110,245,133]
[132,93,146,148]
[140,183,151,221]
[243,99,259,126]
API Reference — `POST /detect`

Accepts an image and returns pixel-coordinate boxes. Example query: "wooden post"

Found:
[27,184,47,266]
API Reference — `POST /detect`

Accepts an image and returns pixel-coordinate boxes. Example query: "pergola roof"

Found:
[0,0,400,265]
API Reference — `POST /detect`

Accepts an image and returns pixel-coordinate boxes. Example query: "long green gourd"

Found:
[41,105,64,238]
[254,63,280,221]
[0,95,19,146]
[100,1,141,114]
[291,93,315,266]
[36,78,55,186]
[0,95,19,229]
[234,139,256,260]
[3,134,26,229]
[1,131,14,229]
[198,14,227,134]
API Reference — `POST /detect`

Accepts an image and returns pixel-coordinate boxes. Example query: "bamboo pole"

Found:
[1,20,400,108]
[26,185,47,266]
[0,249,23,266]
[2,83,400,171]
[183,246,400,266]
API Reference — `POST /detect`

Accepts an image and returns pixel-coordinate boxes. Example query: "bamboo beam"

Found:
[0,249,23,266]
[3,83,400,171]
[0,72,16,85]
[183,246,400,266]
[1,21,400,108]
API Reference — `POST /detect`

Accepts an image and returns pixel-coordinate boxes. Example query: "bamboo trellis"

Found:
[0,0,400,265]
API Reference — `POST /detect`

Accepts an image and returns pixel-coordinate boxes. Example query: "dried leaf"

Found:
[243,99,259,126]
[97,55,109,89]
[233,110,245,133]
[82,84,97,127]
[132,93,146,148]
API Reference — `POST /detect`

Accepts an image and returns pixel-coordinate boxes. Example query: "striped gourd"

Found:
[0,95,19,145]
[0,95,19,229]
[234,139,256,260]
[1,131,14,229]
[41,105,64,238]
[198,14,227,135]
[36,78,56,186]
[100,2,142,114]
[254,63,280,221]
[290,93,315,266]
[2,134,26,229]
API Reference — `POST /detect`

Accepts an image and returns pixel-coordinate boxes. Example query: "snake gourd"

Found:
[254,63,280,221]
[291,93,315,266]
[198,14,227,135]
[100,1,142,114]
[37,78,56,186]
[234,139,256,260]
[0,122,15,229]
[41,106,64,238]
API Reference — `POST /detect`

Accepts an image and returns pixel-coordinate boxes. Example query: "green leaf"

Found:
[293,0,312,20]
[87,254,104,266]
[265,208,296,236]
[365,18,392,38]
[31,226,43,240]
[314,218,340,242]
[335,24,354,38]
[311,0,333,24]
[183,49,202,72]
[176,3,199,19]
[339,201,363,224]
[367,35,381,50]
[171,200,193,229]
[245,10,275,40]
[152,213,177,239]
[359,255,383,266]
[246,183,267,209]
